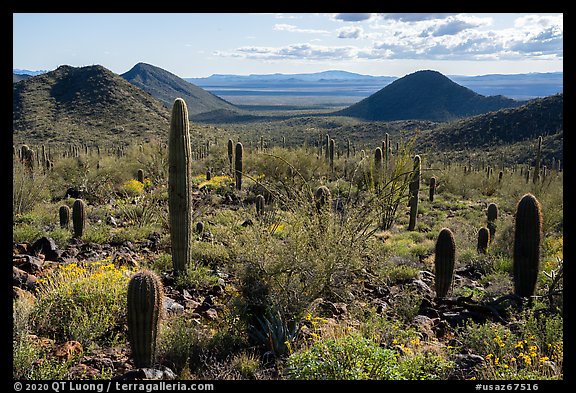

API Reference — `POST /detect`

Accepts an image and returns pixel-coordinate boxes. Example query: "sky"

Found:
[13,13,563,78]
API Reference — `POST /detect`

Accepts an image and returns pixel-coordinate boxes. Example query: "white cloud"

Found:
[220,42,359,61]
[420,15,491,37]
[273,24,329,34]
[216,13,562,64]
[337,26,363,39]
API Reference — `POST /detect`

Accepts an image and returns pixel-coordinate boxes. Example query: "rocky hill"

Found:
[121,62,240,117]
[335,70,523,121]
[13,64,171,146]
[417,93,563,164]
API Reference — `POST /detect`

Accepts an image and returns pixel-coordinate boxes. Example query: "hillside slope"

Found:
[417,94,563,163]
[121,62,239,117]
[13,64,171,145]
[336,70,523,121]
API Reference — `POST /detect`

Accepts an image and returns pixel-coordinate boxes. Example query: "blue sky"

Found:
[13,13,563,78]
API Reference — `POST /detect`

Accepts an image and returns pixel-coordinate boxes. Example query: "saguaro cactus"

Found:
[168,98,194,274]
[255,194,265,217]
[408,155,421,231]
[434,228,456,299]
[429,176,436,202]
[533,136,542,183]
[374,147,383,169]
[329,138,335,172]
[59,205,71,229]
[384,133,390,172]
[137,169,144,184]
[235,142,244,190]
[513,193,542,298]
[477,227,490,254]
[72,199,86,238]
[127,269,164,368]
[227,139,234,173]
[487,203,498,243]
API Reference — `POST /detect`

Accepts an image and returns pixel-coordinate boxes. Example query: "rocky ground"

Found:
[13,229,532,380]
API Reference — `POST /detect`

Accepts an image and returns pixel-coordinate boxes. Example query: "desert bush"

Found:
[13,159,51,218]
[31,259,132,347]
[286,331,452,380]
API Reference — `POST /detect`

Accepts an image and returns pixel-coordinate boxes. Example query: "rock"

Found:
[371,298,388,314]
[411,315,438,339]
[13,286,36,301]
[32,237,61,261]
[65,187,83,199]
[53,340,83,361]
[13,242,32,255]
[113,254,139,269]
[453,353,486,378]
[67,364,101,379]
[188,312,203,321]
[163,297,185,314]
[319,300,347,317]
[204,308,218,320]
[412,279,434,297]
[28,335,55,352]
[113,366,177,381]
[209,284,224,296]
[13,254,45,275]
[13,266,37,291]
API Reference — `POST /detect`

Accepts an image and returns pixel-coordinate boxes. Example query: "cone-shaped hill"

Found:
[335,70,523,121]
[13,64,171,145]
[121,62,239,117]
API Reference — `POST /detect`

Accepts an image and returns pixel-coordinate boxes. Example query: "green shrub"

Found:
[286,332,452,380]
[31,260,132,347]
[287,332,399,379]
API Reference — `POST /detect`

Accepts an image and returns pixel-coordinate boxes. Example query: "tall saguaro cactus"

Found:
[168,98,194,274]
[513,193,542,298]
[127,269,164,368]
[235,142,244,190]
[408,155,421,231]
[533,136,542,183]
[429,176,436,202]
[434,228,456,299]
[227,139,234,174]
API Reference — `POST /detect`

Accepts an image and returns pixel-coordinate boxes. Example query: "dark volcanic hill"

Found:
[13,64,171,145]
[420,93,563,149]
[416,93,563,164]
[335,70,523,121]
[121,62,239,117]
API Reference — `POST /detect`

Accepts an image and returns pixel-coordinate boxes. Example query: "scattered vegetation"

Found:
[13,98,562,383]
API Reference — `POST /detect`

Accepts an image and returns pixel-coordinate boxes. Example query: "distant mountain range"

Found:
[16,68,563,101]
[335,70,523,121]
[186,70,562,101]
[12,63,563,155]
